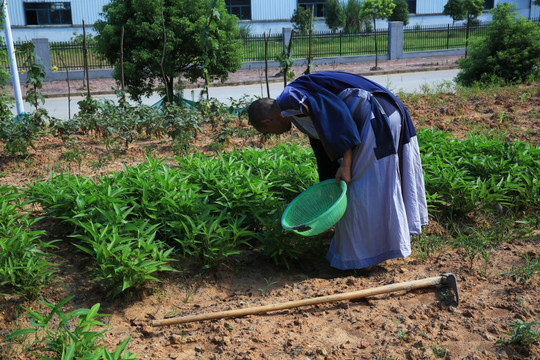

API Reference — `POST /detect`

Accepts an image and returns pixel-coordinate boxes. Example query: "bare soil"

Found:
[0,81,538,360]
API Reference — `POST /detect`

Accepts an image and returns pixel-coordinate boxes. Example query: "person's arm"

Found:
[335,148,352,184]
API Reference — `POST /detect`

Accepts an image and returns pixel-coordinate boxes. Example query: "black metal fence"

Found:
[49,42,111,71]
[241,17,539,60]
[403,23,490,52]
[242,33,283,62]
[242,28,389,62]
[241,23,490,60]
[0,41,110,72]
[0,42,32,72]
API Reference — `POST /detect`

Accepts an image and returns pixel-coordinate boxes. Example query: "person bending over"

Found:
[247,71,428,270]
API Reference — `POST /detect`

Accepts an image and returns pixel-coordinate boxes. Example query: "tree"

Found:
[360,0,395,70]
[443,0,484,57]
[291,5,312,35]
[443,0,464,24]
[456,3,540,86]
[94,0,242,102]
[326,0,345,33]
[344,0,371,34]
[388,0,409,26]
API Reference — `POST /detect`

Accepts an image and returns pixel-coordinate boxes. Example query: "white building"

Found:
[3,0,539,42]
[240,0,538,34]
[4,0,109,42]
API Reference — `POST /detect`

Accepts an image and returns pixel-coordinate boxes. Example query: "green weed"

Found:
[430,345,448,358]
[61,137,89,172]
[508,252,540,285]
[392,318,409,342]
[182,283,199,303]
[412,233,446,261]
[497,318,540,348]
[258,277,277,294]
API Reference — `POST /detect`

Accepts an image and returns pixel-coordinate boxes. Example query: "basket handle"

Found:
[293,225,311,232]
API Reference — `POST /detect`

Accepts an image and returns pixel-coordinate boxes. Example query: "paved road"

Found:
[13,69,458,120]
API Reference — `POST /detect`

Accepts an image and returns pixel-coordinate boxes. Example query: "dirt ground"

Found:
[0,80,538,360]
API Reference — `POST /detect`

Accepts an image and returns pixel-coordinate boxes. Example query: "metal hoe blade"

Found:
[441,272,459,306]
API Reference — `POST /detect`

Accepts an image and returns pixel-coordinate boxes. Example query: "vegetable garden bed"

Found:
[0,82,538,359]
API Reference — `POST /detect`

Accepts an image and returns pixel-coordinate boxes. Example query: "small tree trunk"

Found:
[82,20,90,97]
[160,0,170,103]
[373,16,379,70]
[465,17,470,58]
[120,25,125,91]
[284,31,294,87]
[167,76,174,102]
[58,53,71,119]
[306,6,314,75]
[264,32,270,98]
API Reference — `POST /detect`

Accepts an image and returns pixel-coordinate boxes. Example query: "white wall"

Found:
[251,0,296,21]
[417,0,446,14]
[71,0,109,24]
[8,26,98,43]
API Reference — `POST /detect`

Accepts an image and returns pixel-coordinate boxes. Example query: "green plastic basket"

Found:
[281,179,348,236]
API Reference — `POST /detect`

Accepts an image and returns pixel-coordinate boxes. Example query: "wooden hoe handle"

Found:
[151,274,457,327]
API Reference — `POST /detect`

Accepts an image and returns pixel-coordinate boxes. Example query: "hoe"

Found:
[151,273,459,327]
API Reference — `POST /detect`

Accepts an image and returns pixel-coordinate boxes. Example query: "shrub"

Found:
[0,112,45,156]
[325,0,346,32]
[291,6,313,35]
[456,3,540,86]
[388,0,410,26]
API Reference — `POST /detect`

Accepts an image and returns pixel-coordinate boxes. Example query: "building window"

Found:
[406,0,416,14]
[484,0,494,10]
[298,0,326,18]
[225,0,251,20]
[24,2,72,25]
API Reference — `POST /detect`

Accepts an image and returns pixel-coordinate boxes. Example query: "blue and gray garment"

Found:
[276,71,428,270]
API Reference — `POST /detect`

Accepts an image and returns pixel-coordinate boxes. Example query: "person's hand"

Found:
[335,165,351,185]
[335,149,352,185]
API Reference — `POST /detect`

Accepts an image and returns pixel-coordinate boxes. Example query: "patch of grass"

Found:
[258,277,277,295]
[430,344,448,358]
[181,283,199,303]
[392,318,410,342]
[508,252,540,285]
[412,233,446,261]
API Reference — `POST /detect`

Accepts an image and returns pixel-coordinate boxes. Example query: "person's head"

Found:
[247,98,292,134]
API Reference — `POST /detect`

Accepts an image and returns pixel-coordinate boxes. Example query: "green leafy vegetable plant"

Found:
[69,220,176,297]
[2,296,136,359]
[0,186,57,299]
